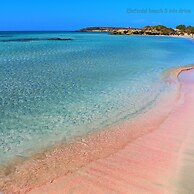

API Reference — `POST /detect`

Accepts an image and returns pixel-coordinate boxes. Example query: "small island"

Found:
[79,25,194,37]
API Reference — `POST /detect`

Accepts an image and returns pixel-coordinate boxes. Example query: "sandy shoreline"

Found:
[1,65,194,193]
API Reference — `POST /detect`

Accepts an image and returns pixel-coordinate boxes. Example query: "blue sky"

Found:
[1,0,194,31]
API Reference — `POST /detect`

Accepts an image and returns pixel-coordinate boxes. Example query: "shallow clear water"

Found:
[0,32,194,163]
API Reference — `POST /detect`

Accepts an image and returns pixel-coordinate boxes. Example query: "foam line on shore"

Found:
[161,64,194,82]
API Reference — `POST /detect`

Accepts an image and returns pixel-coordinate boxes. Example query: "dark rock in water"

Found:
[0,38,72,42]
[47,38,72,41]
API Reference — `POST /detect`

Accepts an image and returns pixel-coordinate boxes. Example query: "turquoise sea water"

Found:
[0,32,194,164]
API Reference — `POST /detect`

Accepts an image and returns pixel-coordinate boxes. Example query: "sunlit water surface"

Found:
[0,32,194,163]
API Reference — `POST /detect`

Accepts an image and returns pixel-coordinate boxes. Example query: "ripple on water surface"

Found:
[1,32,194,163]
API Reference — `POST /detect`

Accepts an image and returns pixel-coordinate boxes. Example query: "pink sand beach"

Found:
[1,67,194,194]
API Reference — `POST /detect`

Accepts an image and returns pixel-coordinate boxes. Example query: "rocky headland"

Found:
[79,25,194,37]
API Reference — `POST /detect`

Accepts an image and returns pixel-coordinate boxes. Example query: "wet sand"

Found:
[1,66,194,194]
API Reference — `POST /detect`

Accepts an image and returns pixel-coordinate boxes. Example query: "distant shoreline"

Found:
[78,25,194,39]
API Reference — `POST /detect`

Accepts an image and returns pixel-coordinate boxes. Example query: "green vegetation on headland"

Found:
[79,25,194,37]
